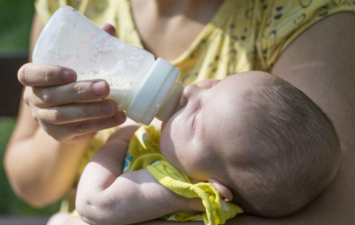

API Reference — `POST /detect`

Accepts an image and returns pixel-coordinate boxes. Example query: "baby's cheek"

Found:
[160,127,180,165]
[161,113,199,174]
[185,143,218,179]
[161,134,189,174]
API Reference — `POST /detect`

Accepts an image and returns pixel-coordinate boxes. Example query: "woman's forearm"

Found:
[4,13,93,207]
[5,127,91,207]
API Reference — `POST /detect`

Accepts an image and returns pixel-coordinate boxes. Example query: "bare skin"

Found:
[5,0,355,224]
[4,0,222,207]
[130,0,225,61]
[5,20,126,206]
[141,11,355,225]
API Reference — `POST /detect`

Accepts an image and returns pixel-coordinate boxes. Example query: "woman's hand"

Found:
[18,24,126,142]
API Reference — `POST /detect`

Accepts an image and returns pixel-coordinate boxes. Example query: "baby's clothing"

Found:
[123,126,242,225]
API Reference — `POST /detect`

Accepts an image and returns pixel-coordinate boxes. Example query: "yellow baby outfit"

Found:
[123,126,243,225]
[34,0,355,212]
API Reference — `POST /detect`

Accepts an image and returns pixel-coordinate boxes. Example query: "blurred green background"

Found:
[0,0,34,53]
[0,0,60,216]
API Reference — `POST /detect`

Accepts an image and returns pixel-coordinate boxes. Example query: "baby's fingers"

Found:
[18,63,76,87]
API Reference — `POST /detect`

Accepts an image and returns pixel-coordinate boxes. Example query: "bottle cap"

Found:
[126,58,181,125]
[156,83,183,121]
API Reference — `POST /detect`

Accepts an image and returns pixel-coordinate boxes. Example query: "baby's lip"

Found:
[172,98,185,115]
[175,91,188,113]
[161,121,166,130]
[161,97,185,130]
[170,103,186,120]
[173,103,183,114]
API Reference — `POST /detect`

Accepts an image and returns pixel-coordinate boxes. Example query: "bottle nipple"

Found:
[156,83,184,121]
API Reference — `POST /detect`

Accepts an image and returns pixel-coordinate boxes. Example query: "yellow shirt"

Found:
[124,126,242,225]
[34,0,355,211]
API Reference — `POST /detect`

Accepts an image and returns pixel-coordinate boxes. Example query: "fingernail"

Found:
[103,102,116,114]
[61,70,75,83]
[114,112,126,123]
[93,81,107,96]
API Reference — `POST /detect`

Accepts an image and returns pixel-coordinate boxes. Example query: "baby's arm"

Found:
[76,126,204,225]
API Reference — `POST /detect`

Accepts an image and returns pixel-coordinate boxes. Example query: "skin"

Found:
[56,71,335,225]
[76,125,204,225]
[4,0,355,224]
[130,0,225,61]
[73,74,262,225]
[117,8,355,225]
[160,73,268,182]
[4,21,126,207]
[133,5,355,224]
[4,0,220,207]
[153,11,355,225]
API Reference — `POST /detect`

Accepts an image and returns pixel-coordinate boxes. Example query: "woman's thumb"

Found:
[100,23,116,37]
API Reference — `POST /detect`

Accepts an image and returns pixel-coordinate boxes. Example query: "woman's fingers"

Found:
[16,24,123,143]
[37,100,118,124]
[42,112,126,142]
[18,63,77,87]
[19,23,116,88]
[29,80,110,107]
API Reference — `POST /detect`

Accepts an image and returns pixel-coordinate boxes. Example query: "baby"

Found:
[75,71,341,225]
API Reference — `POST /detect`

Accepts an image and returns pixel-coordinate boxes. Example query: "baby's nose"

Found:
[179,84,199,108]
[182,84,200,99]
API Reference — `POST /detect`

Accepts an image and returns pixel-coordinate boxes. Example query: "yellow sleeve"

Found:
[123,126,162,172]
[147,162,243,225]
[257,0,355,69]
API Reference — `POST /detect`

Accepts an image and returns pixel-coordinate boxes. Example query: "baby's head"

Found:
[160,72,341,217]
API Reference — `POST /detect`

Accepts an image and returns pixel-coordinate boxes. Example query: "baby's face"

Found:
[160,71,271,180]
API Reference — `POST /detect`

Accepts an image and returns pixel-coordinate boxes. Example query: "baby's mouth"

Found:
[161,101,186,131]
[161,121,167,130]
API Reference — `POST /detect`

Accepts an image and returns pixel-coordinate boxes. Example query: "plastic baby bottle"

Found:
[32,6,183,125]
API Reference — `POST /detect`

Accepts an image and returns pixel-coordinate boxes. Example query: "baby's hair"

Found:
[229,76,341,217]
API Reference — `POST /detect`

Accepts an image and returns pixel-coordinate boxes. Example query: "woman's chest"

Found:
[114,0,266,85]
[129,0,225,61]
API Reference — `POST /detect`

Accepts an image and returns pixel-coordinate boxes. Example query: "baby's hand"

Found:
[76,126,203,225]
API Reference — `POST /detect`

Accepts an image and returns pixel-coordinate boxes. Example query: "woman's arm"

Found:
[4,14,91,207]
[133,12,355,225]
[4,16,125,207]
[266,11,355,224]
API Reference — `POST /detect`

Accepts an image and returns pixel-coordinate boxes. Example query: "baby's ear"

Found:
[208,178,233,202]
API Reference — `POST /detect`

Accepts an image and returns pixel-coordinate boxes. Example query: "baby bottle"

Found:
[32,6,183,125]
